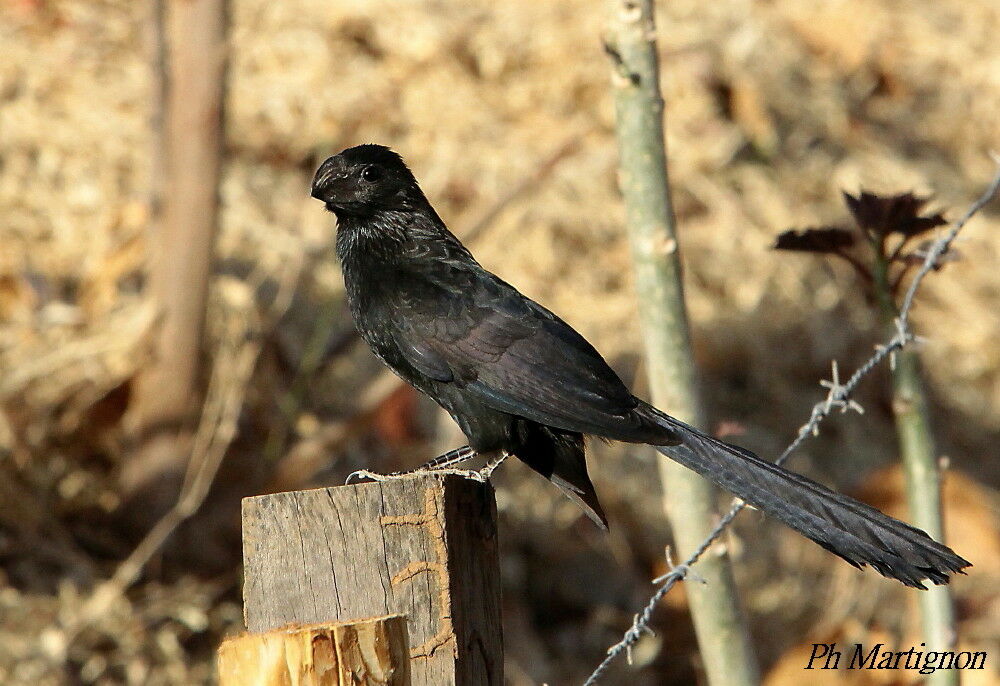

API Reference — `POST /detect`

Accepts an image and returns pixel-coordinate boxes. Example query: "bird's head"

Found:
[311,144,424,217]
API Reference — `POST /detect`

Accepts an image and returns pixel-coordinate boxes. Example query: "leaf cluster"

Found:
[774,191,950,299]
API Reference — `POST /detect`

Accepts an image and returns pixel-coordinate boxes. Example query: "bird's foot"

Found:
[425,468,488,482]
[345,467,487,485]
[345,450,507,485]
[477,452,509,480]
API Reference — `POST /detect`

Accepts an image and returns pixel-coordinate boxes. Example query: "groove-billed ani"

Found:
[311,144,969,588]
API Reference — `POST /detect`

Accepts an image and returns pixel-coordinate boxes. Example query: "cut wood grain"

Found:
[217,615,409,686]
[241,474,502,685]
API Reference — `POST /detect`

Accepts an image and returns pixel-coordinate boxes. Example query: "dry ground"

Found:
[0,0,998,684]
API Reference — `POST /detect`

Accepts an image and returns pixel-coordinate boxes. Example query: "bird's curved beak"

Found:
[311,156,343,202]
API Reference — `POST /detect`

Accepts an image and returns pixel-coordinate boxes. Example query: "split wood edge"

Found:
[217,614,410,686]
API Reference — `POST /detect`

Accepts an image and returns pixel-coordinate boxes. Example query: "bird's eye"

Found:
[361,166,383,182]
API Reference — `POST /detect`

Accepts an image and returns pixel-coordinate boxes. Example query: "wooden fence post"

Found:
[238,474,503,686]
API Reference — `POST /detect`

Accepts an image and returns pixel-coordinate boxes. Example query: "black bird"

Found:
[311,143,970,589]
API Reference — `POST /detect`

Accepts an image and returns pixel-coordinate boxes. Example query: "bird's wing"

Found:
[389,263,676,442]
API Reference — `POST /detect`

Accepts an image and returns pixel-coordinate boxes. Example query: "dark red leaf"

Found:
[774,227,856,252]
[842,190,947,239]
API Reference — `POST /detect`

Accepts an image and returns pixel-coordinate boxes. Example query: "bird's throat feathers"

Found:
[335,209,413,267]
[334,205,472,272]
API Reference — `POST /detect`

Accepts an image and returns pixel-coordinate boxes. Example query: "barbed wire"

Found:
[582,159,1000,686]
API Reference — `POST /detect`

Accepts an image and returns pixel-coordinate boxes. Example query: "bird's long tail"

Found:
[643,406,970,588]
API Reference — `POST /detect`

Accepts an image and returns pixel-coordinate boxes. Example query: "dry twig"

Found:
[62,245,305,645]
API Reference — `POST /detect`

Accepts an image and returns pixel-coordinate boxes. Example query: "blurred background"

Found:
[1,0,998,683]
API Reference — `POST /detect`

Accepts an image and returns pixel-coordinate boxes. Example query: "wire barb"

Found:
[818,360,864,415]
[652,546,706,585]
[581,161,1000,686]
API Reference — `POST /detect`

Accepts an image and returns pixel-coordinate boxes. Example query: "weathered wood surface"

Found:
[241,475,502,686]
[217,615,409,686]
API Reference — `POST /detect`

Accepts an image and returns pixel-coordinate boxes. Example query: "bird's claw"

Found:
[476,452,509,481]
[345,469,386,484]
[475,467,494,481]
